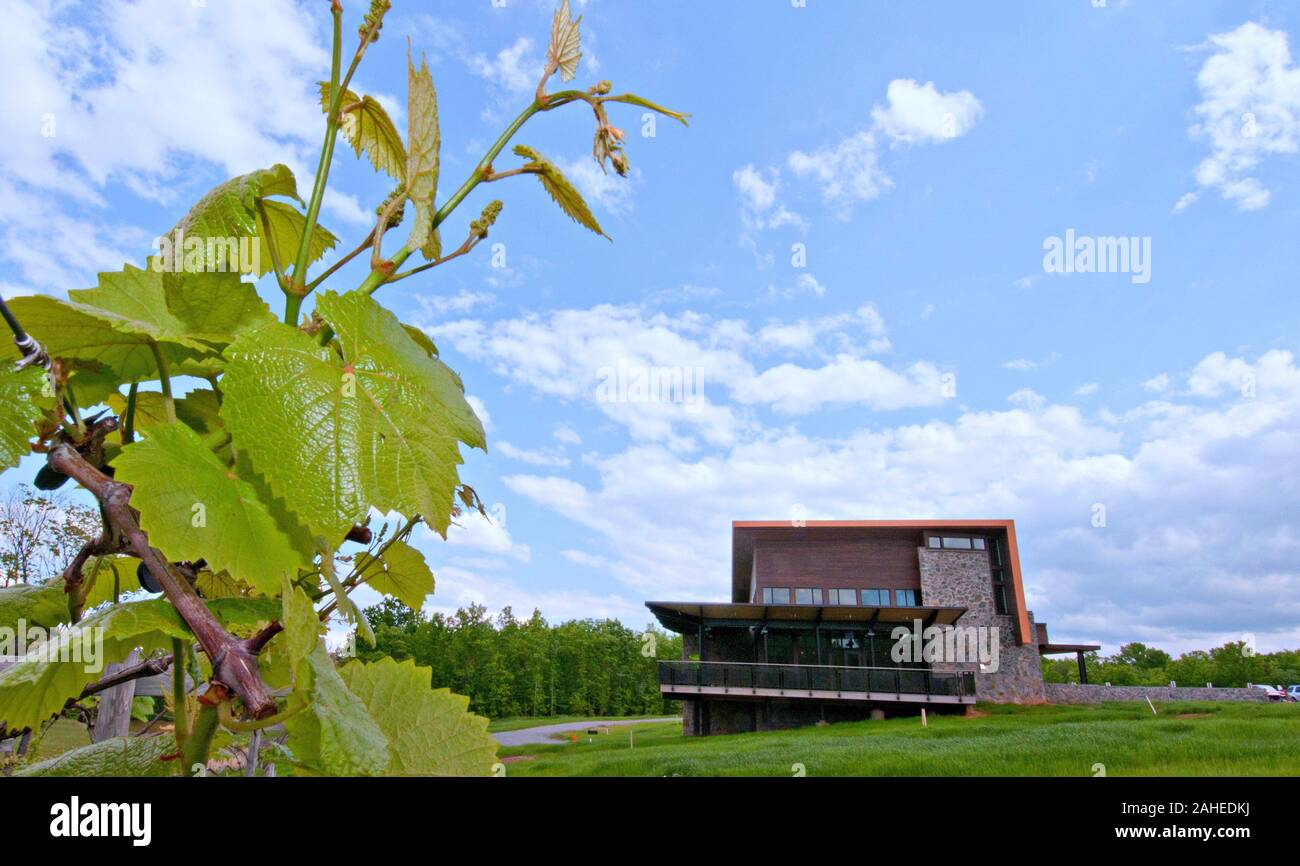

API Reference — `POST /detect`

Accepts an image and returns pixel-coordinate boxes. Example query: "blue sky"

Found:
[3,0,1300,654]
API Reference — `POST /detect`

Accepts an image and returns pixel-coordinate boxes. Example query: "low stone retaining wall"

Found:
[1044,683,1267,704]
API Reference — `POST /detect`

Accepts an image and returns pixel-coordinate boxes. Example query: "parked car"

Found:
[1287,685,1300,703]
[1251,683,1287,702]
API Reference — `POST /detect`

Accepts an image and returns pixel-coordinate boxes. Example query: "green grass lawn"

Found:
[497,701,1300,776]
[487,713,677,733]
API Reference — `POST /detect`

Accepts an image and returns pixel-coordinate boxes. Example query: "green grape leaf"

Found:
[79,555,142,609]
[355,540,434,610]
[323,561,374,648]
[421,226,441,262]
[0,580,70,631]
[0,599,191,731]
[280,577,322,664]
[68,264,208,351]
[257,200,338,278]
[161,269,276,344]
[107,391,172,431]
[17,734,175,777]
[166,164,302,247]
[339,657,496,776]
[112,423,304,595]
[512,145,608,239]
[283,643,389,776]
[402,324,438,357]
[319,82,407,182]
[0,361,52,472]
[194,568,244,599]
[6,295,219,386]
[612,93,690,126]
[404,49,440,256]
[221,292,485,543]
[548,0,582,83]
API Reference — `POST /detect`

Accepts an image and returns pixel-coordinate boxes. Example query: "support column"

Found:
[1077,651,1088,685]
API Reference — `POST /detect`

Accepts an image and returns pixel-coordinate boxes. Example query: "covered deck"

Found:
[647,600,976,707]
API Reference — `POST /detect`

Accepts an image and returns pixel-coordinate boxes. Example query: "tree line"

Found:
[359,599,683,719]
[1042,641,1300,688]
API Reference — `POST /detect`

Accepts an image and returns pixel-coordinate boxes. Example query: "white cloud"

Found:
[788,131,893,206]
[1143,373,1172,393]
[466,395,492,432]
[733,159,800,237]
[417,289,497,318]
[431,511,531,563]
[733,164,777,212]
[1075,383,1101,397]
[558,155,638,216]
[1007,388,1046,410]
[755,305,889,356]
[429,303,945,447]
[787,78,982,208]
[870,78,984,145]
[496,440,572,467]
[468,36,540,93]
[553,425,582,445]
[1184,21,1300,211]
[0,0,328,291]
[733,356,950,415]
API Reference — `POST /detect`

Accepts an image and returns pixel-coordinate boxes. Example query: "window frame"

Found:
[794,587,823,606]
[861,588,892,607]
[761,587,791,605]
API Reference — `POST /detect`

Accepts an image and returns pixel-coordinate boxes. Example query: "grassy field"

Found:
[497,701,1300,776]
[487,713,675,733]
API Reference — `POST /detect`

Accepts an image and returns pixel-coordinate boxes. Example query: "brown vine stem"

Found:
[46,443,279,719]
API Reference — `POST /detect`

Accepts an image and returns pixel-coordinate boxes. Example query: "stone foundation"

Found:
[1044,683,1267,703]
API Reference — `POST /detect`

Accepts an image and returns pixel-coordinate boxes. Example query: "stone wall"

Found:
[917,547,1046,703]
[1044,683,1267,704]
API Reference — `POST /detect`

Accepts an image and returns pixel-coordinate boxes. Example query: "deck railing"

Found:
[658,660,976,700]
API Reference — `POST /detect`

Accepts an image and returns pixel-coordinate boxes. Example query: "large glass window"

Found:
[861,588,891,607]
[761,587,791,604]
[928,534,987,551]
[895,589,919,606]
[794,587,822,605]
[765,631,794,664]
[988,537,1009,615]
[826,588,856,606]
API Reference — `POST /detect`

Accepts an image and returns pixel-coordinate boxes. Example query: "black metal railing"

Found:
[658,660,976,700]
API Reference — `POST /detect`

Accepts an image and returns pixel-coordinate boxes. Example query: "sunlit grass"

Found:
[497,701,1300,777]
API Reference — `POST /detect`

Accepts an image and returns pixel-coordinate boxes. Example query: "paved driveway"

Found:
[492,717,680,747]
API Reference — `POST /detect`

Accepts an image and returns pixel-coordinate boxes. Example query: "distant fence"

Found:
[1045,683,1267,704]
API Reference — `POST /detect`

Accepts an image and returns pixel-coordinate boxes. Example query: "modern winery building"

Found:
[646,520,1097,736]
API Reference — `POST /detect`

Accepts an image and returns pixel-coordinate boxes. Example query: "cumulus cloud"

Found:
[1184,21,1300,211]
[870,78,984,144]
[426,302,947,447]
[0,0,329,291]
[787,78,982,208]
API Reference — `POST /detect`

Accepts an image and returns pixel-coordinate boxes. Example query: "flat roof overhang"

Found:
[645,601,968,635]
[1039,643,1101,655]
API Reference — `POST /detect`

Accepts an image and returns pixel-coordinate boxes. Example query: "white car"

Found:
[1288,685,1300,702]
[1251,684,1287,702]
